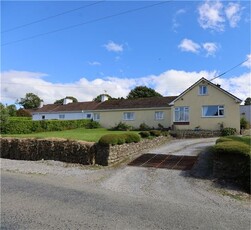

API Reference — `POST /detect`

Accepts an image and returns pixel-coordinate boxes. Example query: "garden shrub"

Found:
[221,127,237,136]
[161,131,170,137]
[215,137,232,144]
[123,133,140,143]
[139,122,151,131]
[240,117,249,129]
[139,131,150,138]
[85,120,101,129]
[111,122,132,131]
[150,130,161,137]
[98,133,140,146]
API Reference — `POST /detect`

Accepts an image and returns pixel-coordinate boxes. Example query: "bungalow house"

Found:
[32,78,242,132]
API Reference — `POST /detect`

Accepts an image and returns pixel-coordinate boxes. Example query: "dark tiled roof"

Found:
[34,96,178,113]
[35,101,99,113]
[96,96,178,110]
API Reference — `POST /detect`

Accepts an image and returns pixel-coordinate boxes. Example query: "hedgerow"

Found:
[1,119,99,134]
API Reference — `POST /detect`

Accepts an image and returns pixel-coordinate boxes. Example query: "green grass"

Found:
[1,128,140,142]
[222,136,251,146]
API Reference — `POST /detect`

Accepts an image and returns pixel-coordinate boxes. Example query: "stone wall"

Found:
[0,137,170,166]
[0,138,95,165]
[170,130,221,138]
[95,136,170,166]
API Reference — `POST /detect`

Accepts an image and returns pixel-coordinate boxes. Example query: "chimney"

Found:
[216,84,221,88]
[39,100,44,108]
[63,98,73,105]
[100,94,108,102]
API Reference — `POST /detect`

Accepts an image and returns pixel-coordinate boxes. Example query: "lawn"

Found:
[1,128,140,142]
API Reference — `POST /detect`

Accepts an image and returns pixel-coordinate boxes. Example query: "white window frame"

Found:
[174,107,189,122]
[199,85,208,95]
[202,105,224,117]
[123,112,135,121]
[59,114,65,119]
[155,111,164,120]
[93,113,100,121]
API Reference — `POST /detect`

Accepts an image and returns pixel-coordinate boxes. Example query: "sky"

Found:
[1,0,251,106]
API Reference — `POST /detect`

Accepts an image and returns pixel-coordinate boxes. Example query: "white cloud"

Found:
[1,69,250,105]
[198,0,225,31]
[172,9,186,31]
[225,3,242,28]
[104,41,123,52]
[202,42,218,56]
[178,39,201,53]
[198,1,243,31]
[242,54,251,68]
[88,61,101,66]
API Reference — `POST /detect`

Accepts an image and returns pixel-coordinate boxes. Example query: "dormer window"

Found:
[199,85,208,95]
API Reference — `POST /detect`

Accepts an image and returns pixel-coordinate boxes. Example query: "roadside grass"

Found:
[1,128,139,142]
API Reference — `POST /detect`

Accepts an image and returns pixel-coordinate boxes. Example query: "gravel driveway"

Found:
[1,138,250,229]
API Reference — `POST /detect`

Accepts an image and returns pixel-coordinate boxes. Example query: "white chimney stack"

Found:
[63,98,73,105]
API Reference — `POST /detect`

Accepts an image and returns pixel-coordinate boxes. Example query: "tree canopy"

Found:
[17,93,42,109]
[54,96,78,104]
[127,86,163,99]
[244,97,251,105]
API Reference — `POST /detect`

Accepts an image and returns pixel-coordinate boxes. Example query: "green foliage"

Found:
[213,141,250,157]
[240,117,249,129]
[139,122,151,131]
[111,122,132,131]
[85,120,101,129]
[54,96,78,104]
[1,119,94,134]
[127,86,162,99]
[16,109,32,117]
[98,133,140,146]
[0,103,10,133]
[150,130,161,137]
[17,93,42,109]
[215,137,232,144]
[244,97,251,105]
[221,127,237,136]
[139,131,151,138]
[217,136,251,146]
[6,104,17,116]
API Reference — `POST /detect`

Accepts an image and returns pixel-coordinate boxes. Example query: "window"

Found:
[42,115,45,120]
[174,107,189,122]
[86,113,92,119]
[59,114,65,119]
[123,112,135,121]
[202,105,224,117]
[93,113,100,121]
[199,85,208,95]
[155,111,164,120]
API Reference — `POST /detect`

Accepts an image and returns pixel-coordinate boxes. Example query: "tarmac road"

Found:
[1,138,250,230]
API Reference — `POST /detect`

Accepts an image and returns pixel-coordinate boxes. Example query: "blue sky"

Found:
[1,0,251,105]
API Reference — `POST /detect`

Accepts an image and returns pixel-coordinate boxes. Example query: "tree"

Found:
[244,97,251,105]
[18,93,42,109]
[127,86,163,99]
[0,103,9,133]
[93,94,112,102]
[7,104,17,116]
[16,109,32,117]
[54,96,78,104]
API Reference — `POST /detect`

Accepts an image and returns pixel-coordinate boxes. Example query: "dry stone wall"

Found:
[0,137,170,166]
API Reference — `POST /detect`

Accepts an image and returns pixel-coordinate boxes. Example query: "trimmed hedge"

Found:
[139,131,150,138]
[98,133,140,146]
[213,137,251,193]
[1,119,100,134]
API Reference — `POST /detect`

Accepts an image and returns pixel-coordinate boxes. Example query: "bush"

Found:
[240,117,249,129]
[139,122,151,131]
[139,131,150,138]
[111,122,132,131]
[85,120,100,129]
[98,133,140,146]
[123,133,140,143]
[150,130,161,137]
[221,127,237,136]
[215,137,232,144]
[213,141,250,157]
